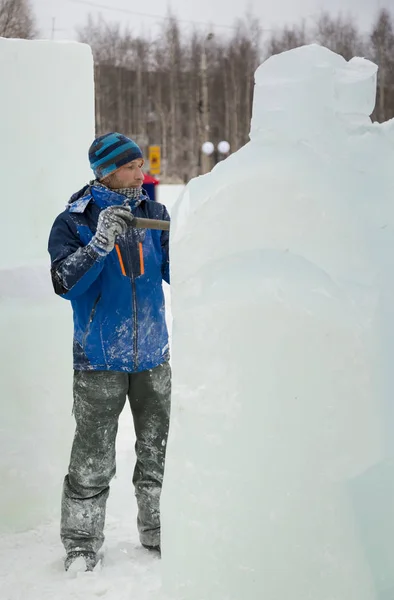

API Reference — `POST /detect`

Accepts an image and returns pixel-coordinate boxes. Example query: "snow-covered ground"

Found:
[0,183,183,600]
[0,407,161,600]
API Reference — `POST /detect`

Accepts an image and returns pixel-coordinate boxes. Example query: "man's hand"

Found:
[90,205,134,254]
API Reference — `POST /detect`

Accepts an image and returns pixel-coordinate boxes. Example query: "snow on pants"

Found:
[60,362,171,554]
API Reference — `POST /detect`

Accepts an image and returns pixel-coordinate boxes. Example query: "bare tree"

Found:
[78,15,152,145]
[0,0,36,39]
[78,9,394,177]
[222,16,261,152]
[314,12,365,60]
[369,9,394,122]
[156,16,184,176]
[266,22,309,56]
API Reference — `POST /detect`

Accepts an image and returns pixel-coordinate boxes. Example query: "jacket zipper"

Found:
[82,293,101,348]
[131,276,138,370]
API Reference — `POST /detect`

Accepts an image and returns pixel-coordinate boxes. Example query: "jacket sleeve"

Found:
[48,212,106,300]
[161,205,170,284]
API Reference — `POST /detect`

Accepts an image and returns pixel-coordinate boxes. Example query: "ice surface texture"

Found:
[0,38,94,532]
[162,45,394,600]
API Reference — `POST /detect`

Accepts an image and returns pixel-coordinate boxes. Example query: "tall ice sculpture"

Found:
[161,45,394,600]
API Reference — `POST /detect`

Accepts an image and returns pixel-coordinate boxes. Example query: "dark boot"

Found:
[65,550,99,572]
[142,543,161,556]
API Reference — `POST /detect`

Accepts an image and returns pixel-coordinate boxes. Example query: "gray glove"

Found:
[90,205,134,255]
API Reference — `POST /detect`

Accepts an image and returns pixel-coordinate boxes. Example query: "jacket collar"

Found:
[68,182,149,214]
[90,184,148,211]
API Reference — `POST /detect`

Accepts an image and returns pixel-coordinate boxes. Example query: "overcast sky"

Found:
[33,0,393,41]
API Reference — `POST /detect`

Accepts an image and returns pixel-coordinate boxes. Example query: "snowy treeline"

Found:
[3,2,394,179]
[78,8,394,179]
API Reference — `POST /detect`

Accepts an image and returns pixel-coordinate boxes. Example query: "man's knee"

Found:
[65,462,115,498]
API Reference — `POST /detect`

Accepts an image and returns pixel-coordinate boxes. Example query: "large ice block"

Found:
[161,45,394,599]
[0,38,95,531]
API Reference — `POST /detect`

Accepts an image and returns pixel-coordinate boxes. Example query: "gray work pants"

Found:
[60,362,171,554]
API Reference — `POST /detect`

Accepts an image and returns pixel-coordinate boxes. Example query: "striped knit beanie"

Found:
[89,132,143,180]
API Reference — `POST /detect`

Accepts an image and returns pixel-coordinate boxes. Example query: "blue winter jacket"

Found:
[48,184,170,373]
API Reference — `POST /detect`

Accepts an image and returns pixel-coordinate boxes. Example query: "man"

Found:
[48,132,171,572]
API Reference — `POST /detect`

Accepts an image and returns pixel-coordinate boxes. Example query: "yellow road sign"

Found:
[149,146,161,175]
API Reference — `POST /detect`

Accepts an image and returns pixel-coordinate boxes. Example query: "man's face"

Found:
[103,158,145,189]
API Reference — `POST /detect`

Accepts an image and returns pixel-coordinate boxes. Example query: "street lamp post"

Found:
[200,33,214,175]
